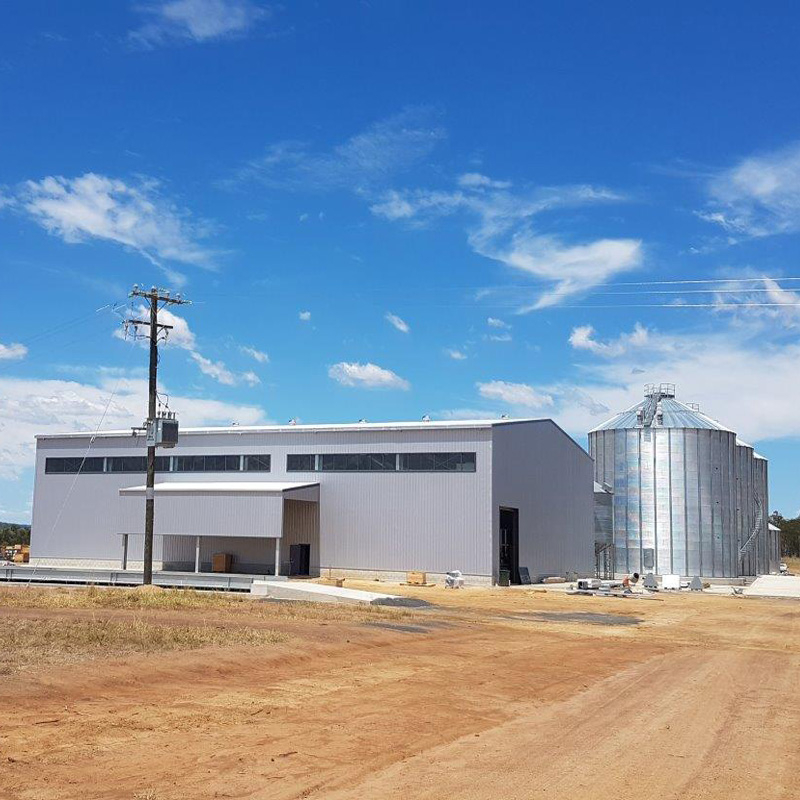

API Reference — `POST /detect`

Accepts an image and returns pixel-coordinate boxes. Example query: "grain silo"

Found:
[589,384,772,578]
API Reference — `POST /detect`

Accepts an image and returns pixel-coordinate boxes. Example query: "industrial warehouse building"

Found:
[589,384,780,579]
[30,418,595,585]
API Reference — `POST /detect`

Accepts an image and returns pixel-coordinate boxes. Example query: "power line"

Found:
[552,302,800,309]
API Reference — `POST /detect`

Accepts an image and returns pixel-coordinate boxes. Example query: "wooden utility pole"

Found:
[125,286,190,584]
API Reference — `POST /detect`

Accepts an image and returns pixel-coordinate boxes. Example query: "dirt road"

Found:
[1,586,799,799]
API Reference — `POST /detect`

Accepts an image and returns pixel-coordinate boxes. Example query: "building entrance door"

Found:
[289,543,311,576]
[499,507,520,584]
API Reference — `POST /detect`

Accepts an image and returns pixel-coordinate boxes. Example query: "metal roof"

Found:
[36,417,545,440]
[119,481,319,494]
[590,394,732,433]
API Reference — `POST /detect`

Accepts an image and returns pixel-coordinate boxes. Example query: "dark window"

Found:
[319,453,397,471]
[244,454,271,472]
[108,456,145,472]
[287,454,315,472]
[45,456,104,474]
[364,453,397,471]
[203,455,227,472]
[175,454,241,472]
[107,456,170,473]
[79,457,105,473]
[399,452,476,472]
[176,455,204,472]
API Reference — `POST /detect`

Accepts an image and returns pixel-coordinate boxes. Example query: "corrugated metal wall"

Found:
[31,426,494,577]
[492,421,594,579]
[589,427,773,578]
[117,490,285,538]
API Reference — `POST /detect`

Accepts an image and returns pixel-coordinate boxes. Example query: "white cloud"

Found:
[0,374,268,479]
[298,310,311,321]
[701,141,800,238]
[711,277,800,328]
[131,0,270,47]
[118,305,258,386]
[444,348,467,360]
[191,352,255,386]
[0,342,27,361]
[476,380,553,410]
[569,322,654,357]
[457,173,512,190]
[233,107,445,192]
[526,319,800,442]
[371,178,640,308]
[487,317,510,329]
[18,173,215,273]
[240,345,269,363]
[385,311,410,333]
[485,333,512,343]
[328,361,410,390]
[498,236,643,311]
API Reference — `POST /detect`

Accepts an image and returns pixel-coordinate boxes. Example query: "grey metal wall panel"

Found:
[492,421,594,579]
[117,491,285,538]
[31,425,494,578]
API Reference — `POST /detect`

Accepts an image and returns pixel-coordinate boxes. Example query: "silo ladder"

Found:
[739,495,764,559]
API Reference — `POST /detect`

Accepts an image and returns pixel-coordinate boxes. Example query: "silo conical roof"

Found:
[590,384,733,433]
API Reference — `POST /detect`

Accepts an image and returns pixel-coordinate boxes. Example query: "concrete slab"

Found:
[743,575,800,598]
[251,579,405,606]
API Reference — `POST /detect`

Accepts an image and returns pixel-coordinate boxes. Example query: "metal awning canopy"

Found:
[120,481,318,498]
[117,481,319,539]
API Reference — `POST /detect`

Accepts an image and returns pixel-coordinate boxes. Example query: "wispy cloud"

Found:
[569,322,655,357]
[328,361,410,390]
[298,310,311,321]
[190,352,259,386]
[487,317,510,329]
[385,311,410,333]
[444,348,467,360]
[231,107,445,193]
[0,374,268,479]
[371,177,641,309]
[130,0,271,48]
[457,173,511,190]
[517,316,800,442]
[119,305,259,386]
[477,380,553,409]
[240,345,269,363]
[699,141,800,238]
[0,342,27,361]
[17,173,216,277]
[708,277,800,328]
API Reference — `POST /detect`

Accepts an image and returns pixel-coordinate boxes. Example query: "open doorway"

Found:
[499,507,520,585]
[289,543,311,576]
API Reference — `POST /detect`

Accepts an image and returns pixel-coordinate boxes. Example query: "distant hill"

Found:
[1,522,30,547]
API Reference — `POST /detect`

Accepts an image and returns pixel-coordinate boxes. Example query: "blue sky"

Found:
[2,0,800,522]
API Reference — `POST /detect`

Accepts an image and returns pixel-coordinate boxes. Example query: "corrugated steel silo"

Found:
[589,384,741,578]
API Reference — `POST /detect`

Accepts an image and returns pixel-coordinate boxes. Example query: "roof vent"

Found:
[645,382,676,399]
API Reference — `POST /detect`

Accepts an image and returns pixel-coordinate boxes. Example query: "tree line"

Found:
[0,523,30,548]
[770,512,800,559]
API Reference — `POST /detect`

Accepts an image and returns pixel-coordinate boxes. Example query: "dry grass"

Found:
[0,585,245,611]
[0,616,288,674]
[0,585,417,623]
